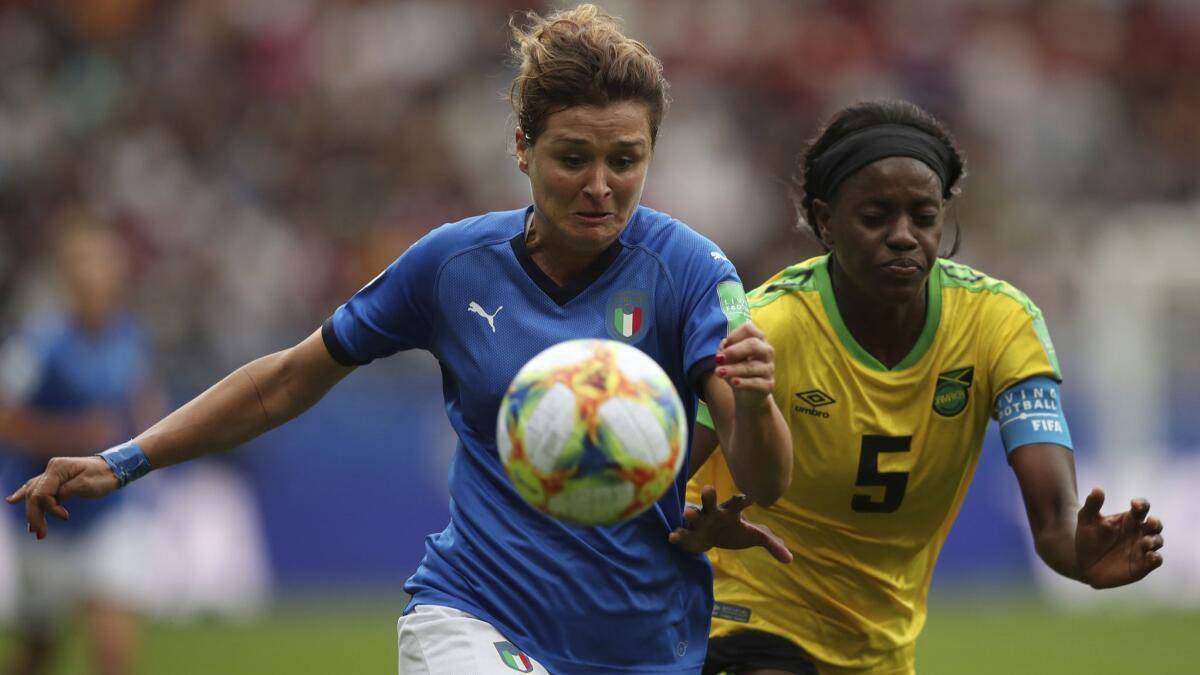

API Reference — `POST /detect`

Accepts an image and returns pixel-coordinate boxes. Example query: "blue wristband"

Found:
[98,441,152,488]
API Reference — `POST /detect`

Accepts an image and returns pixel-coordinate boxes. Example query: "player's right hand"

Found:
[669,485,793,564]
[5,456,119,540]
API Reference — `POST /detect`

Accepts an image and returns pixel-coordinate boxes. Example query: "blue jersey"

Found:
[324,206,742,672]
[0,312,151,530]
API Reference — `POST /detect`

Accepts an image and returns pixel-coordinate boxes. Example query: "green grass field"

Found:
[2,592,1197,674]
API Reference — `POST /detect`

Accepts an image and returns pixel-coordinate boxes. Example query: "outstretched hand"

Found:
[5,456,118,540]
[669,485,792,563]
[1075,487,1164,588]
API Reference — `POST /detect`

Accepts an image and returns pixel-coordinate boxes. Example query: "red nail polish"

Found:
[717,367,727,377]
[731,378,740,386]
[715,353,725,365]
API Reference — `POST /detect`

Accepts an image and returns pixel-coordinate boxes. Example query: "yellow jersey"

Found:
[690,255,1061,673]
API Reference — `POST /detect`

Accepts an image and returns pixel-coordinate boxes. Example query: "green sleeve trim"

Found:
[815,255,943,372]
[745,258,823,309]
[696,400,714,430]
[937,260,1062,379]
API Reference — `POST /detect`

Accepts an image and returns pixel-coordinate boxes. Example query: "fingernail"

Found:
[731,378,740,386]
[715,353,725,365]
[717,367,727,377]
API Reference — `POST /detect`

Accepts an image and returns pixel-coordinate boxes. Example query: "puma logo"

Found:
[468,302,503,333]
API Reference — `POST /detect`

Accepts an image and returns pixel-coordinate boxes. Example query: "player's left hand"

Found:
[1075,487,1164,588]
[715,322,775,408]
[669,485,792,563]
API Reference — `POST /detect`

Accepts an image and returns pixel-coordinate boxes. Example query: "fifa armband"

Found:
[994,376,1073,454]
[97,441,152,488]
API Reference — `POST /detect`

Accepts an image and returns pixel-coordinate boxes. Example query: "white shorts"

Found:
[14,502,151,626]
[397,604,551,675]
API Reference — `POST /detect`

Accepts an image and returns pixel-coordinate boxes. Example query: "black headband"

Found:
[809,124,954,202]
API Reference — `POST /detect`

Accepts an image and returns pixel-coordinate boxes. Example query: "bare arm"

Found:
[687,421,719,480]
[674,409,792,563]
[136,328,353,469]
[1010,443,1080,578]
[701,322,792,505]
[8,329,355,538]
[1010,443,1163,588]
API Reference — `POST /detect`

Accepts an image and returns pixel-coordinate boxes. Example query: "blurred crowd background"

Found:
[1,0,1198,634]
[3,0,1199,377]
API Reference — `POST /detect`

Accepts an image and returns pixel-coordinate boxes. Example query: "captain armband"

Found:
[994,376,1073,454]
[97,441,152,488]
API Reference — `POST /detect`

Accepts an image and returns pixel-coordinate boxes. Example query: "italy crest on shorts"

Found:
[494,641,534,672]
[606,289,649,343]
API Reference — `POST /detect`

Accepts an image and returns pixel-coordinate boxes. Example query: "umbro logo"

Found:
[794,389,835,418]
[468,301,502,333]
[797,390,835,407]
[710,251,729,263]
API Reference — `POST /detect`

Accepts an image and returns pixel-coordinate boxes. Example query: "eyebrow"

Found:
[548,137,648,149]
[859,195,940,207]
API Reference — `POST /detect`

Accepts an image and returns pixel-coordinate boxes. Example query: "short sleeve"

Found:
[323,231,446,365]
[680,255,745,396]
[987,291,1062,407]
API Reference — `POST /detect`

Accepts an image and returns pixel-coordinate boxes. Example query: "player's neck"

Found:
[525,212,608,288]
[829,257,927,369]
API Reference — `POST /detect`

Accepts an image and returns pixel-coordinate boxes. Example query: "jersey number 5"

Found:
[851,435,912,513]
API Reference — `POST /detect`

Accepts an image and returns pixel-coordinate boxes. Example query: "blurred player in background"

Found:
[684,99,1166,675]
[0,215,167,675]
[8,5,792,673]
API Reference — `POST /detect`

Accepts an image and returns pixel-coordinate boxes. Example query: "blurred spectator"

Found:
[1,1,1196,378]
[0,214,166,675]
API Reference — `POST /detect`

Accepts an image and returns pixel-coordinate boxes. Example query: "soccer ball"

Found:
[496,338,688,526]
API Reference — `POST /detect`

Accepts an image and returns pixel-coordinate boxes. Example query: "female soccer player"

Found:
[7,5,793,673]
[1,222,168,675]
[684,99,1165,675]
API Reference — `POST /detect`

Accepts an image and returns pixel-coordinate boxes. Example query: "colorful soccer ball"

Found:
[496,338,688,526]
